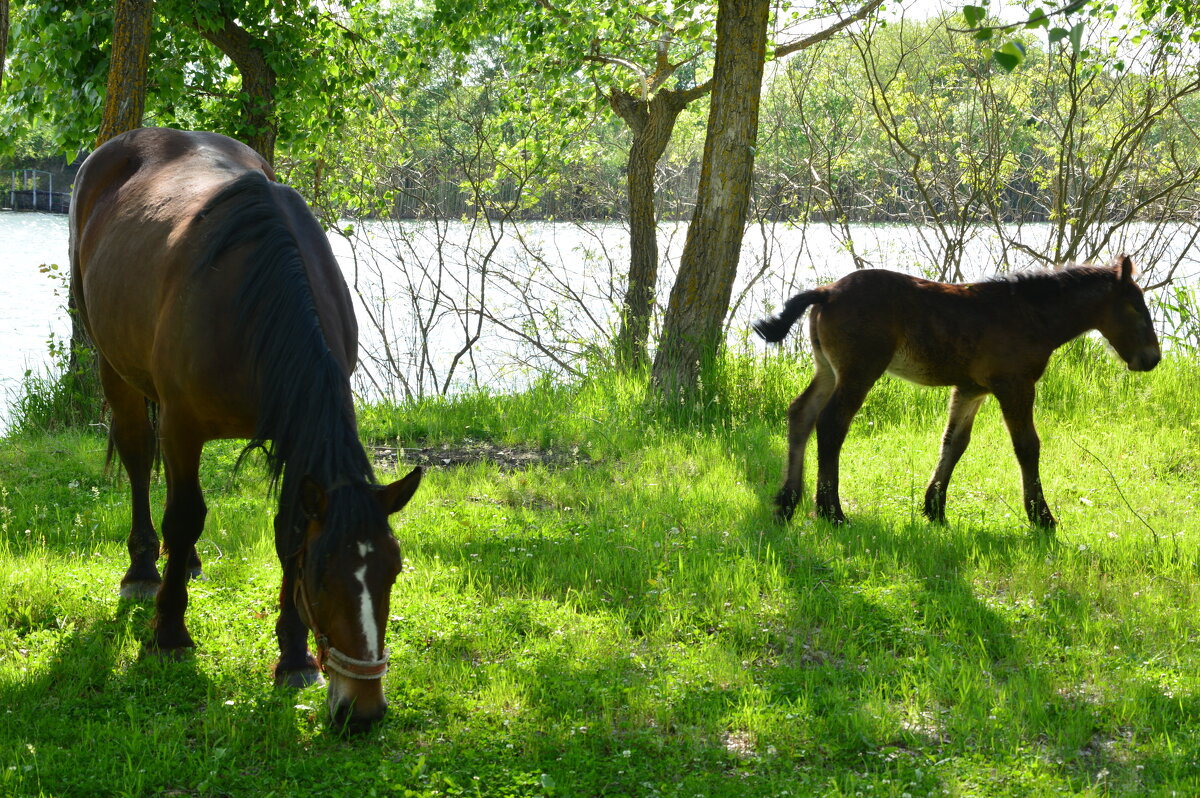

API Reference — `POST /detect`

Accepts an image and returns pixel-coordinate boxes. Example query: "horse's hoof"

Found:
[187,568,206,582]
[119,580,161,601]
[276,668,325,689]
[145,642,195,661]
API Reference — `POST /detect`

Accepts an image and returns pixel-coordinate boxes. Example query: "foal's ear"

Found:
[300,476,328,522]
[375,466,423,516]
[1115,254,1135,283]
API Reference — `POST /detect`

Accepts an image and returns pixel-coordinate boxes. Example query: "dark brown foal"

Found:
[755,256,1160,528]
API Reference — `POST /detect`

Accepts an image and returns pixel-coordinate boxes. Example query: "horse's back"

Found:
[69,128,353,436]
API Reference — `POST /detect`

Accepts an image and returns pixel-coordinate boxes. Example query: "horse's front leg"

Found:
[994,381,1056,529]
[273,511,323,689]
[151,422,207,652]
[923,387,987,523]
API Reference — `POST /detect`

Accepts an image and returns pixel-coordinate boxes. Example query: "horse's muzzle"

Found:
[327,674,388,735]
[1128,347,1161,372]
[329,695,387,736]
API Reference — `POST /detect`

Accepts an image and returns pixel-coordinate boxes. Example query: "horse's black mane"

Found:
[195,171,379,566]
[984,264,1115,303]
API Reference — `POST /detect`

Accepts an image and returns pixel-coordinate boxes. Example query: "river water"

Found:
[2,210,1197,430]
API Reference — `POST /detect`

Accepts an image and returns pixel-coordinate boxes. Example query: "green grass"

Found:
[3,341,1200,796]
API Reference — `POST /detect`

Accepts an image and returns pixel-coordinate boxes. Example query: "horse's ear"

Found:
[300,476,327,522]
[1115,254,1135,283]
[375,466,423,516]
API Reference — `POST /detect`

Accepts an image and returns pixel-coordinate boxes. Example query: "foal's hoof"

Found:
[187,567,206,582]
[773,488,801,523]
[816,506,848,525]
[275,667,325,689]
[922,505,948,525]
[119,580,162,602]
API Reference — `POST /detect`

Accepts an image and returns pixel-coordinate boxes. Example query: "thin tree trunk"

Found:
[650,0,770,397]
[196,16,277,166]
[610,87,704,368]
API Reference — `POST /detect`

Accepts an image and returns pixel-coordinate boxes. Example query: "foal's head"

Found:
[294,467,423,734]
[1095,255,1160,372]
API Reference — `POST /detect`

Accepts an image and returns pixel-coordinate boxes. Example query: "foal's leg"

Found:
[814,364,886,524]
[151,417,207,652]
[273,510,323,689]
[923,387,987,523]
[99,357,162,600]
[993,381,1056,528]
[775,347,836,522]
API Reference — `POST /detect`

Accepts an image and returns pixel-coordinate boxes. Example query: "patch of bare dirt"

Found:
[371,441,591,473]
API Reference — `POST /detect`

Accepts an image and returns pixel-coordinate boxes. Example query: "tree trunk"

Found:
[96,0,154,146]
[650,0,770,397]
[197,16,277,166]
[610,88,694,369]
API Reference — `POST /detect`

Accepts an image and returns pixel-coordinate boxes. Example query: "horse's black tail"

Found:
[753,288,828,343]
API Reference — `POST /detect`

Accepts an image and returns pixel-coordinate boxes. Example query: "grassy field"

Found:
[1,340,1199,796]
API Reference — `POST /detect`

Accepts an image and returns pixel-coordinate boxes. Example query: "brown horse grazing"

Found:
[70,127,423,734]
[754,256,1160,529]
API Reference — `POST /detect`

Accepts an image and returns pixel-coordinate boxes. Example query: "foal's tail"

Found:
[752,288,828,343]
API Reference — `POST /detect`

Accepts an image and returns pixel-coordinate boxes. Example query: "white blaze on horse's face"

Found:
[355,540,381,660]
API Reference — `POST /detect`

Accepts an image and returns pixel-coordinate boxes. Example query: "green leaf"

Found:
[1048,26,1070,44]
[1025,8,1048,28]
[993,50,1021,71]
[963,4,986,27]
[974,27,994,41]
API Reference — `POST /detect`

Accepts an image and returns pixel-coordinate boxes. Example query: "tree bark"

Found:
[196,16,277,166]
[96,0,155,147]
[610,85,708,368]
[650,0,770,397]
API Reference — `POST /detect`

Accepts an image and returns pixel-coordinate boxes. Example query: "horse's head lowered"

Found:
[294,466,423,734]
[1096,255,1161,372]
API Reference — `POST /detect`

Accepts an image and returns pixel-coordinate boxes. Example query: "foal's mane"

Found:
[985,264,1115,303]
[195,171,379,564]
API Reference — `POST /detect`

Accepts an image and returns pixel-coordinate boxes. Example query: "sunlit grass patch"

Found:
[1,346,1199,794]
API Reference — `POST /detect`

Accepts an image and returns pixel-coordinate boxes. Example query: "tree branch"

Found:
[774,0,884,59]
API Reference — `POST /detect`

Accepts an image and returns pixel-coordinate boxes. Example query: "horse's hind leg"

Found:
[993,380,1056,529]
[100,358,162,600]
[151,416,207,652]
[923,387,987,523]
[814,362,886,524]
[273,509,323,689]
[775,347,835,522]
